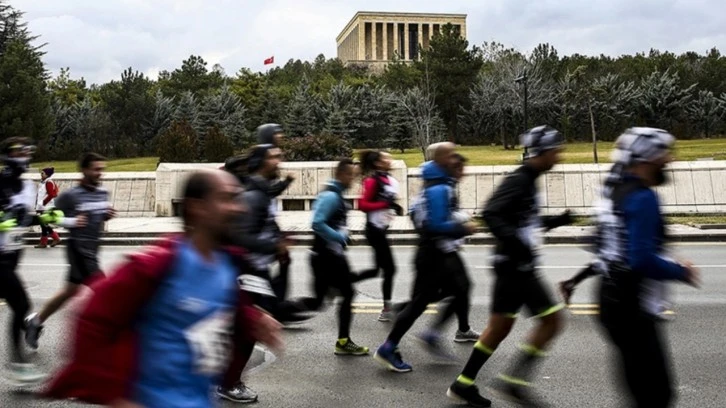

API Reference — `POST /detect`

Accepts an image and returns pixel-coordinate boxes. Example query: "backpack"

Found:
[409,178,449,232]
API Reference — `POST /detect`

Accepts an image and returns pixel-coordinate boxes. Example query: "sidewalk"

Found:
[23,211,726,246]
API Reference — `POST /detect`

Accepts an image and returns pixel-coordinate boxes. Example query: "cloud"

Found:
[13,0,726,85]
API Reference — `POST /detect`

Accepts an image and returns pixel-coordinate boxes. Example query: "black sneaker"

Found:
[490,379,549,407]
[558,281,574,305]
[447,381,492,407]
[216,382,258,403]
[23,313,43,351]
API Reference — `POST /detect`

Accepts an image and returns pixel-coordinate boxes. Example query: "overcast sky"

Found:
[14,0,726,85]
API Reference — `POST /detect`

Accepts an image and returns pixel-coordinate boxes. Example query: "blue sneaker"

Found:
[419,331,458,362]
[374,342,412,373]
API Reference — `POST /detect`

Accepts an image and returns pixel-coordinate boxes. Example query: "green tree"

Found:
[203,126,234,162]
[201,84,250,149]
[417,23,483,142]
[98,67,155,155]
[158,55,224,98]
[47,67,87,106]
[157,120,198,162]
[285,75,321,137]
[0,39,52,150]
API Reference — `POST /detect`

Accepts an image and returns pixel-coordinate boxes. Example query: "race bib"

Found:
[237,274,276,297]
[184,311,233,375]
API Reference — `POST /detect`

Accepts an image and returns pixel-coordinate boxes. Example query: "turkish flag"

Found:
[264,56,274,65]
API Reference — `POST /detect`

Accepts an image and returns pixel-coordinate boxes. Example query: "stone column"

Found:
[429,23,434,41]
[358,23,365,60]
[383,22,389,60]
[392,23,399,59]
[403,23,409,60]
[417,23,423,59]
[371,22,377,61]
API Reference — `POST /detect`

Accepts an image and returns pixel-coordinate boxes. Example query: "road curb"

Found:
[22,231,726,246]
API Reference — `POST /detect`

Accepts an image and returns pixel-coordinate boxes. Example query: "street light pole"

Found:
[515,69,529,134]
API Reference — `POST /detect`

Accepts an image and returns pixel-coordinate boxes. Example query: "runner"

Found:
[25,152,115,350]
[447,125,572,407]
[44,169,282,407]
[595,127,699,408]
[391,153,480,343]
[34,167,60,248]
[0,137,46,384]
[356,150,403,322]
[218,144,306,403]
[374,142,477,372]
[305,158,369,356]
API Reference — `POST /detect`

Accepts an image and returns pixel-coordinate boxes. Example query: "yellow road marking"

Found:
[352,309,437,314]
[567,304,599,309]
[570,308,676,316]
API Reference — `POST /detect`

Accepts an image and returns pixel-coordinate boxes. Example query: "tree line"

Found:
[3,1,726,162]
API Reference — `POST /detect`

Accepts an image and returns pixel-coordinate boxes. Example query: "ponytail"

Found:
[358,150,381,175]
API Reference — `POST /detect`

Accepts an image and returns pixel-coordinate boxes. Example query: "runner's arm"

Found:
[624,189,687,281]
[312,191,347,244]
[358,177,389,212]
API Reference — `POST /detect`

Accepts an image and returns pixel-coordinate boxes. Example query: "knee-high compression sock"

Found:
[456,341,496,386]
[499,344,547,387]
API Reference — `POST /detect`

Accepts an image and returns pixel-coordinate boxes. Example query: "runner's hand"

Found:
[76,213,88,228]
[681,260,700,288]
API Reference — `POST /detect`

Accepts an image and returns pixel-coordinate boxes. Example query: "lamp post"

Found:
[514,69,529,134]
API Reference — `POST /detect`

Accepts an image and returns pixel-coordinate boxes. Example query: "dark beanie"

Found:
[255,124,283,146]
[42,167,55,177]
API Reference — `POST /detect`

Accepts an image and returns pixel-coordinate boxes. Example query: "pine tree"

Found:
[385,94,413,153]
[323,82,356,138]
[0,3,51,153]
[145,90,175,152]
[200,84,249,149]
[173,91,202,158]
[687,90,725,138]
[285,75,320,137]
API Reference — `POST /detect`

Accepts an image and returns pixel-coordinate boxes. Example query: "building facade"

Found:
[336,11,467,70]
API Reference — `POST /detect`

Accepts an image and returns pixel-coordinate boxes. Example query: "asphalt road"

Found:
[1,244,725,408]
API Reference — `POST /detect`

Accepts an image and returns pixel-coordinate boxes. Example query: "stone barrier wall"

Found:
[409,161,726,215]
[26,160,726,217]
[23,171,157,217]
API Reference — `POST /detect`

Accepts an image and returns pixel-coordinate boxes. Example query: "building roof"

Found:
[336,11,467,42]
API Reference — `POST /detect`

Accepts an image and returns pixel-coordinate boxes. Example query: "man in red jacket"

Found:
[43,170,282,407]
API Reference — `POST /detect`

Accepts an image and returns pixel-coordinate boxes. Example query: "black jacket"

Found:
[482,164,571,265]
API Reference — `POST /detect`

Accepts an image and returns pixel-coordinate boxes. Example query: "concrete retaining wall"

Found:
[154,161,409,216]
[24,171,157,217]
[408,162,726,215]
[26,160,726,217]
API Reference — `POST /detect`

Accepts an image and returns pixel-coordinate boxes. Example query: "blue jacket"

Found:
[312,180,348,245]
[621,178,686,281]
[421,161,468,239]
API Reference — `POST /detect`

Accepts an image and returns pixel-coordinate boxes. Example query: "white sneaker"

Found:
[454,329,481,343]
[5,363,47,386]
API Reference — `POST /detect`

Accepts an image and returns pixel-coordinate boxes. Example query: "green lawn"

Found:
[29,138,726,172]
[31,157,159,173]
[390,138,726,167]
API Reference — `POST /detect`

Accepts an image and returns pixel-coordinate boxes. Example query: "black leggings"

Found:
[0,251,30,363]
[600,277,673,408]
[40,224,54,237]
[359,224,396,302]
[307,250,355,339]
[388,246,470,343]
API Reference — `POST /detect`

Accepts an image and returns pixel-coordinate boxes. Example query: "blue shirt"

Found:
[622,186,686,281]
[132,240,238,408]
